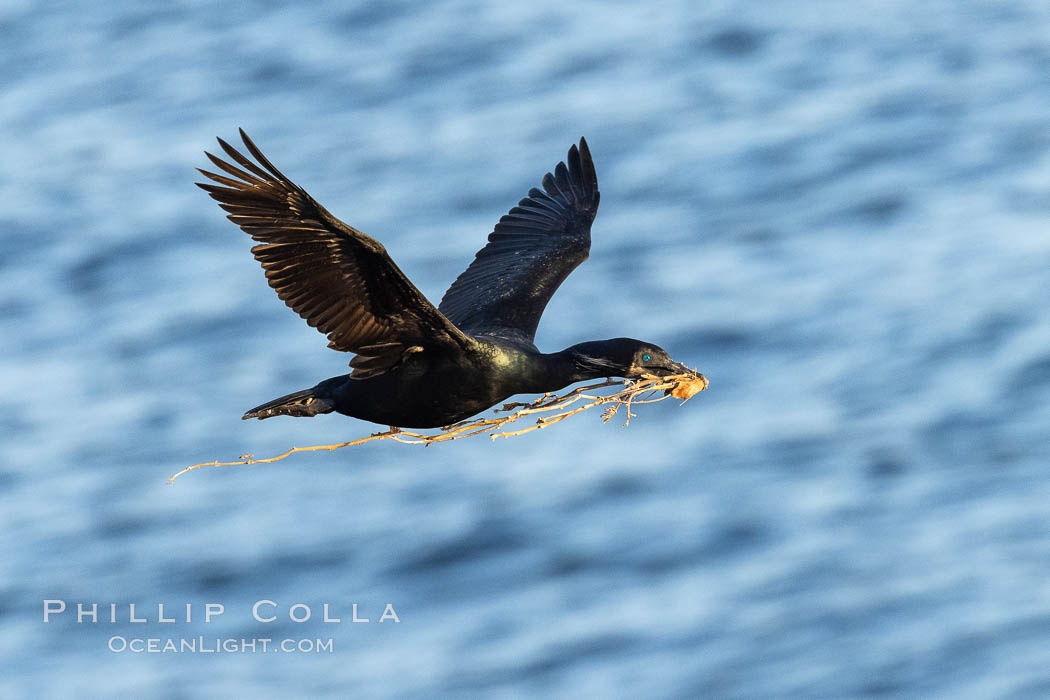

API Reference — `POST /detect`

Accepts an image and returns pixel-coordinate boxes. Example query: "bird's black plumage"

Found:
[197,131,689,428]
[439,138,598,347]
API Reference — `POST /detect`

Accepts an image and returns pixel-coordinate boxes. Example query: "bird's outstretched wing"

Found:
[438,138,599,346]
[197,129,474,378]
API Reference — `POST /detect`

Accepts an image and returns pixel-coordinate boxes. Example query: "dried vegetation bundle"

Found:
[170,372,708,482]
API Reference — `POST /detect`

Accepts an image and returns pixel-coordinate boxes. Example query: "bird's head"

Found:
[568,338,691,379]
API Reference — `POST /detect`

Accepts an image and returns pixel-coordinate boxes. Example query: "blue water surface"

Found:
[3,1,1050,697]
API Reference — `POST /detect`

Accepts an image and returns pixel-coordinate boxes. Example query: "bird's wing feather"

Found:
[438,138,599,344]
[197,129,474,378]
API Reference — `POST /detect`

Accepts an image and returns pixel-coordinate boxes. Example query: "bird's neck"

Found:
[482,341,617,395]
[541,344,617,388]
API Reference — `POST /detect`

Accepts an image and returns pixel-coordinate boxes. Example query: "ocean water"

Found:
[3,1,1050,697]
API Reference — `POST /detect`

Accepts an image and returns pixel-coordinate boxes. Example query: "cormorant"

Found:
[197,130,691,428]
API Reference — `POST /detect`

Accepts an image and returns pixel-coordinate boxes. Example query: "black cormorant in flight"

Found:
[197,131,691,428]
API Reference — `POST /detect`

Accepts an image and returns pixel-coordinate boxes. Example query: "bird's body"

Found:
[253,340,554,428]
[197,131,689,428]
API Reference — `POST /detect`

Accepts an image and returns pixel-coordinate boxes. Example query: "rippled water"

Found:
[4,1,1050,697]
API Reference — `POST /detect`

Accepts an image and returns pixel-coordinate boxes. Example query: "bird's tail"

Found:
[242,387,336,420]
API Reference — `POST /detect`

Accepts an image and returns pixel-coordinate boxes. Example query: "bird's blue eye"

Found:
[642,354,651,362]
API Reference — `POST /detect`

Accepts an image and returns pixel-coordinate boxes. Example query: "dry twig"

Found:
[169,371,708,482]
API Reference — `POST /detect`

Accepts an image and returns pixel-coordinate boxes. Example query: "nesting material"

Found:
[171,370,708,482]
[668,373,709,400]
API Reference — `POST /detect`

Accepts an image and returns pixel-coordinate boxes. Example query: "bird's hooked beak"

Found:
[623,357,692,378]
[647,358,693,377]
